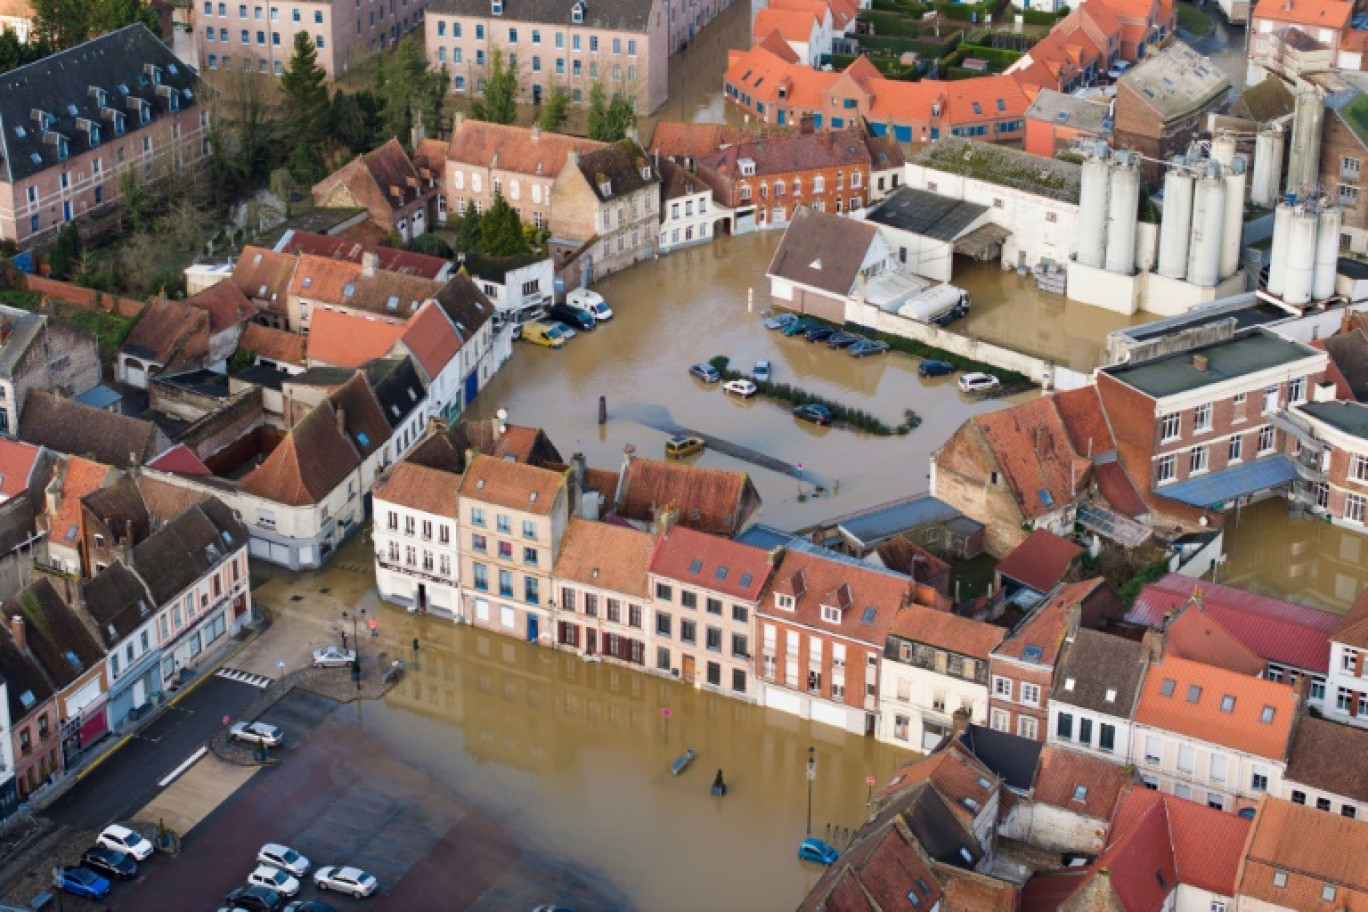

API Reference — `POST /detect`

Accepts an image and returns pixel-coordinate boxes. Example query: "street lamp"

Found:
[806,745,816,836]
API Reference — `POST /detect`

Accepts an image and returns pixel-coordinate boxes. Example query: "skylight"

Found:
[1160,678,1176,697]
[860,606,877,624]
[1220,695,1235,713]
[715,566,729,581]
[1023,645,1044,662]
[739,573,753,588]
[1261,705,1276,723]
[1186,684,1202,703]
[688,558,702,574]
[1072,785,1088,802]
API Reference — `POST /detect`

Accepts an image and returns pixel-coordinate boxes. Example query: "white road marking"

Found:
[158,746,208,788]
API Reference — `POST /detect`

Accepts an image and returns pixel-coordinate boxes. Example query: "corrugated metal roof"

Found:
[1157,454,1296,507]
[864,187,988,241]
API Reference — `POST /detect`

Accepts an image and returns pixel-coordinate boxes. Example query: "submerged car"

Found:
[793,404,833,426]
[918,359,956,377]
[764,313,798,330]
[723,379,757,398]
[753,359,772,382]
[804,325,837,343]
[689,363,721,383]
[849,340,890,357]
[826,332,861,349]
[665,435,706,459]
[312,646,355,668]
[957,372,1001,394]
[229,721,284,748]
[798,837,840,866]
[782,317,818,337]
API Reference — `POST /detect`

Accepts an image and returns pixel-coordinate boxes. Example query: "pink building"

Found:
[196,0,428,78]
[0,25,210,248]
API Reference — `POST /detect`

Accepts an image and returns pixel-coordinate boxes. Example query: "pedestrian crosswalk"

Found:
[215,666,274,689]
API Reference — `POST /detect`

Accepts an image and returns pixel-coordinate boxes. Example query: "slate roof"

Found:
[573,140,659,202]
[554,518,656,599]
[1025,88,1111,133]
[996,530,1082,593]
[837,495,967,549]
[430,0,655,32]
[82,473,150,543]
[365,356,427,430]
[306,308,406,368]
[1284,715,1368,804]
[127,498,247,606]
[327,371,393,460]
[238,323,306,367]
[1052,627,1147,715]
[238,402,359,507]
[457,453,565,516]
[1237,797,1368,906]
[648,525,772,600]
[759,548,915,649]
[20,390,169,468]
[2,577,103,690]
[0,625,53,723]
[434,271,495,341]
[0,25,201,183]
[865,187,987,241]
[956,724,1042,791]
[767,207,879,297]
[372,461,460,519]
[81,560,155,648]
[1032,746,1130,821]
[614,457,759,537]
[136,473,210,526]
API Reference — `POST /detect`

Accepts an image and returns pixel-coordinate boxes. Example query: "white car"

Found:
[723,379,757,398]
[566,288,613,321]
[957,372,1001,394]
[312,645,356,668]
[257,844,310,877]
[96,824,153,862]
[248,864,301,897]
[314,865,379,898]
[229,721,284,747]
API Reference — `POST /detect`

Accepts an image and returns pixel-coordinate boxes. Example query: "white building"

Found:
[659,160,721,253]
[373,462,463,618]
[1327,592,1368,730]
[82,561,163,733]
[1047,628,1148,765]
[462,253,554,325]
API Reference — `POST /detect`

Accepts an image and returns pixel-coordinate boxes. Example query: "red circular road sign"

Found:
[662,708,672,718]
[867,776,876,787]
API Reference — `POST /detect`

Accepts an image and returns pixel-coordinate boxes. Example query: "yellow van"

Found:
[665,434,705,459]
[522,320,566,349]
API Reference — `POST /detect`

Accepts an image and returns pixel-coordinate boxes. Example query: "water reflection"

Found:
[373,618,912,910]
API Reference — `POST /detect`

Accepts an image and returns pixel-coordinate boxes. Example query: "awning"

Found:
[954,224,1012,260]
[1157,455,1298,508]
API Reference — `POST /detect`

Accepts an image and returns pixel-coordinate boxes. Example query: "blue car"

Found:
[799,837,840,866]
[57,866,112,900]
[918,359,956,378]
[782,317,817,337]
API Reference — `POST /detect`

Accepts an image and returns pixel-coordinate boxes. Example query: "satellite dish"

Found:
[496,407,509,421]
[499,423,508,435]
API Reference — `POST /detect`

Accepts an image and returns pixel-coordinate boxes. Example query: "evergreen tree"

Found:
[587,84,636,142]
[281,31,330,150]
[419,65,450,140]
[477,190,529,257]
[457,200,481,253]
[329,90,384,154]
[0,28,52,75]
[538,82,569,134]
[48,223,81,280]
[379,36,429,144]
[471,48,518,125]
[586,82,608,142]
[32,0,159,50]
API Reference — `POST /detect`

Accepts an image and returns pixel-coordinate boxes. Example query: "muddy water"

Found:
[470,232,1022,529]
[1217,497,1368,614]
[366,616,910,911]
[648,0,756,129]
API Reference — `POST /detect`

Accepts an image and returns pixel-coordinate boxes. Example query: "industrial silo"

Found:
[1158,160,1195,280]
[1267,202,1294,296]
[1287,89,1324,198]
[1251,125,1284,209]
[1211,132,1238,169]
[1077,144,1111,268]
[1283,205,1319,305]
[1186,164,1226,287]
[1220,156,1247,281]
[1105,152,1141,274]
[1313,205,1343,301]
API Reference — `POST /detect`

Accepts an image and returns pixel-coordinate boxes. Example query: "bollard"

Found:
[598,395,607,425]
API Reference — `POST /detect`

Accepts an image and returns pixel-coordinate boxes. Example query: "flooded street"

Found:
[649,0,756,128]
[1218,498,1368,614]
[471,232,1020,529]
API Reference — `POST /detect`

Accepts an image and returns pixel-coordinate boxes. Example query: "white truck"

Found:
[566,288,613,321]
[897,284,970,326]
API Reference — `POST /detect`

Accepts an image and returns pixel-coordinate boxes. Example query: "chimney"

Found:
[613,444,635,509]
[951,706,971,737]
[531,124,541,141]
[1142,625,1165,663]
[571,451,587,491]
[626,125,639,144]
[362,251,379,278]
[567,149,581,167]
[1191,585,1205,610]
[653,504,680,537]
[411,117,425,148]
[1192,353,1209,372]
[464,447,477,473]
[768,545,787,566]
[454,111,465,132]
[10,614,25,652]
[1312,381,1337,403]
[1064,600,1083,638]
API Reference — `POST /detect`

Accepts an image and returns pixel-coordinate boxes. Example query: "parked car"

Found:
[764,313,797,330]
[312,646,355,668]
[56,866,111,900]
[1107,60,1131,80]
[552,321,578,340]
[793,404,833,426]
[753,359,772,382]
[782,317,817,337]
[566,288,613,321]
[521,320,566,349]
[225,885,284,912]
[249,865,301,897]
[81,846,138,880]
[313,866,379,898]
[96,825,153,861]
[723,379,757,398]
[229,721,284,748]
[957,372,1001,394]
[549,302,596,332]
[849,340,890,357]
[918,359,956,378]
[665,434,705,459]
[689,362,721,383]
[826,332,860,349]
[798,837,840,866]
[283,902,339,912]
[258,844,311,878]
[804,325,837,343]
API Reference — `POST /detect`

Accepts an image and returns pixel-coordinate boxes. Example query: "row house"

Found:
[82,561,161,733]
[658,158,722,252]
[0,25,211,247]
[552,517,656,667]
[878,604,1004,751]
[42,456,115,578]
[0,617,59,812]
[311,139,440,242]
[756,548,920,736]
[1047,628,1148,766]
[373,460,461,617]
[1329,586,1368,729]
[550,141,661,280]
[1285,398,1368,533]
[425,0,671,112]
[1323,91,1368,258]
[463,252,556,326]
[1007,0,1120,91]
[1235,797,1368,911]
[1282,715,1368,821]
[0,307,101,436]
[1247,0,1360,84]
[287,252,444,335]
[196,0,428,78]
[1130,652,1297,813]
[457,453,569,644]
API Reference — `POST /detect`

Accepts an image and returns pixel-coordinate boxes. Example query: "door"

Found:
[586,629,597,655]
[682,654,696,684]
[417,584,427,611]
[527,614,539,643]
[464,371,479,408]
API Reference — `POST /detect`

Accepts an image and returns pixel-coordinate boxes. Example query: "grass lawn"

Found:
[1176,2,1214,37]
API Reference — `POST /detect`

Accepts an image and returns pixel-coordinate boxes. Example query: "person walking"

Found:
[368,617,378,638]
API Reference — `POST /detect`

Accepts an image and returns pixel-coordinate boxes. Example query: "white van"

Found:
[566,288,613,321]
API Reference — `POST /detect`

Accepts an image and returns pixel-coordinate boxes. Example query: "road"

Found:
[44,675,261,830]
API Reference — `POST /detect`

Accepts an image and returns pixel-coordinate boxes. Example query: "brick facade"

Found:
[988,659,1053,740]
[931,421,1035,559]
[1320,113,1368,255]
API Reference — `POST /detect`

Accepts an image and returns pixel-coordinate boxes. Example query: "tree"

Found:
[409,234,454,258]
[478,190,529,257]
[119,167,147,233]
[471,48,518,125]
[419,65,450,140]
[0,28,52,75]
[281,31,330,150]
[538,82,569,134]
[329,90,384,155]
[378,36,429,144]
[456,200,481,253]
[32,0,158,50]
[48,223,81,280]
[586,82,608,142]
[586,83,637,142]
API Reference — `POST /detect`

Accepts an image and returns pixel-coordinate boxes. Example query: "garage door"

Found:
[250,538,271,559]
[766,688,802,715]
[811,700,847,729]
[270,543,293,565]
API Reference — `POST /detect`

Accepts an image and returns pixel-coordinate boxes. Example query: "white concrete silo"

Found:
[1077,145,1111,269]
[1158,159,1195,280]
[1313,205,1343,301]
[1211,132,1238,169]
[1186,164,1227,287]
[1287,89,1324,198]
[1267,202,1294,296]
[1251,125,1284,209]
[1220,156,1247,281]
[1283,206,1319,305]
[1105,152,1141,274]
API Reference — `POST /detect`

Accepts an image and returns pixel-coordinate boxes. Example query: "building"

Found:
[0,0,33,43]
[0,25,210,247]
[81,561,157,733]
[879,604,1003,751]
[995,530,1083,600]
[373,460,461,617]
[549,140,661,280]
[1329,587,1368,729]
[657,158,720,252]
[117,299,211,389]
[1130,653,1297,812]
[767,207,890,323]
[1286,398,1368,533]
[1047,628,1148,765]
[196,0,428,78]
[40,456,112,578]
[424,0,673,112]
[80,474,151,579]
[1247,0,1358,83]
[1113,42,1232,183]
[20,392,171,469]
[552,516,656,666]
[861,186,994,284]
[1007,745,1131,853]
[311,139,440,242]
[1235,797,1368,911]
[286,252,444,334]
[0,307,101,436]
[1282,716,1368,821]
[0,619,59,805]
[753,2,831,67]
[647,525,772,699]
[1023,90,1112,159]
[462,252,554,323]
[610,454,762,537]
[305,308,407,369]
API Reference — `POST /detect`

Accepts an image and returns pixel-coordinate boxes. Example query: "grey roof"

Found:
[128,498,247,606]
[575,140,659,202]
[895,785,983,869]
[0,309,45,378]
[1118,41,1230,124]
[836,494,966,549]
[0,25,201,184]
[734,523,907,578]
[1159,454,1297,507]
[1101,328,1322,399]
[232,363,288,391]
[81,561,154,648]
[75,385,124,410]
[428,0,653,31]
[435,272,495,341]
[365,356,427,429]
[1299,399,1368,440]
[286,366,357,388]
[957,724,1041,791]
[911,138,1082,203]
[864,188,987,242]
[1026,89,1112,134]
[461,251,549,283]
[1052,628,1147,716]
[767,207,878,297]
[1284,716,1368,804]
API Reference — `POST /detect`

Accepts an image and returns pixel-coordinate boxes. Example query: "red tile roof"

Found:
[996,529,1083,592]
[238,323,306,367]
[996,578,1100,665]
[1130,574,1338,674]
[1240,796,1368,905]
[1093,460,1148,518]
[1252,0,1352,29]
[372,461,460,519]
[1051,387,1115,458]
[1032,746,1129,821]
[232,246,297,309]
[457,453,565,516]
[888,603,1004,659]
[1336,585,1368,649]
[759,549,916,648]
[1163,605,1266,676]
[147,444,212,476]
[877,744,996,821]
[1106,787,1250,900]
[648,121,782,161]
[614,458,759,537]
[648,525,772,600]
[187,279,255,333]
[1133,654,1297,760]
[446,118,606,177]
[279,230,449,279]
[399,301,462,380]
[754,6,821,42]
[973,397,1091,522]
[306,308,407,368]
[554,518,656,598]
[49,457,111,547]
[0,439,41,501]
[239,403,359,506]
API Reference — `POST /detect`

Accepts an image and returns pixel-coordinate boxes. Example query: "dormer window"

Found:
[739,157,756,177]
[144,63,162,84]
[641,166,651,180]
[140,106,150,125]
[571,1,584,22]
[820,604,841,623]
[492,0,502,13]
[775,593,795,611]
[599,180,611,195]
[89,86,107,106]
[931,103,942,118]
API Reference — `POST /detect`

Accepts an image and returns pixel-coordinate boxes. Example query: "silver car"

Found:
[314,865,378,897]
[312,646,356,668]
[229,721,284,747]
[258,844,311,877]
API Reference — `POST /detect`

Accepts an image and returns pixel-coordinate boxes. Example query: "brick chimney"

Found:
[1141,626,1165,663]
[652,504,680,537]
[362,251,379,278]
[10,614,25,652]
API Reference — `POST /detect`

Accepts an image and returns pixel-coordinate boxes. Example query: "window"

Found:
[522,520,536,539]
[473,563,487,590]
[1056,712,1073,740]
[1144,734,1162,765]
[1156,453,1177,484]
[680,590,697,610]
[990,709,1010,731]
[1190,445,1208,474]
[1177,744,1195,773]
[992,676,1012,699]
[656,612,672,637]
[656,583,673,600]
[706,597,722,616]
[1251,770,1269,792]
[1078,717,1092,744]
[1018,716,1038,739]
[1289,376,1306,403]
[497,514,511,534]
[1099,723,1115,752]
[1341,185,1359,207]
[498,570,513,597]
[523,547,538,566]
[1322,884,1337,902]
[1020,683,1040,706]
[1344,806,1358,819]
[1259,424,1276,454]
[1347,493,1366,524]
[1160,413,1181,441]
[525,578,539,604]
[681,620,696,645]
[1193,403,1212,432]
[1229,434,1243,462]
[471,507,485,527]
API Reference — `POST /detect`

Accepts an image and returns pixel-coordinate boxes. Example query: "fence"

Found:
[19,275,146,319]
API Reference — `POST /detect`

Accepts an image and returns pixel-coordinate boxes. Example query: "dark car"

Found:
[793,404,833,426]
[688,363,721,383]
[918,359,956,377]
[782,317,817,337]
[225,885,284,912]
[283,903,339,912]
[81,846,138,881]
[804,325,837,343]
[548,302,596,332]
[849,340,890,357]
[826,332,861,349]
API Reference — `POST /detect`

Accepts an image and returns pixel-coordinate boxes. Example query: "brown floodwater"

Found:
[1217,497,1368,614]
[648,0,756,129]
[469,232,1025,529]
[367,613,912,911]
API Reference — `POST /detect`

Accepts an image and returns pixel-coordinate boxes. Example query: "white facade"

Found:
[877,654,989,751]
[659,187,718,252]
[1048,700,1135,764]
[1129,723,1284,812]
[1282,771,1368,820]
[1324,641,1368,731]
[757,679,870,734]
[373,499,461,618]
[469,258,554,323]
